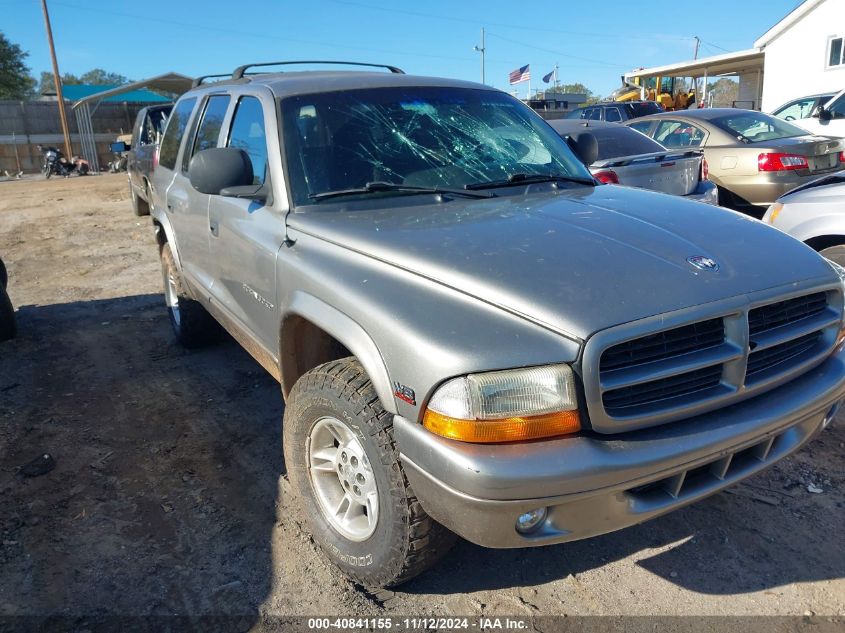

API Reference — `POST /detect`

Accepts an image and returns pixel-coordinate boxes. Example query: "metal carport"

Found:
[70,72,194,172]
[625,48,766,110]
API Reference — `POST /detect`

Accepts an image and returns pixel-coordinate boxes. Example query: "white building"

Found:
[624,0,845,112]
[756,0,845,110]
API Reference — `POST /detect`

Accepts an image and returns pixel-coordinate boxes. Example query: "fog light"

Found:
[516,507,547,534]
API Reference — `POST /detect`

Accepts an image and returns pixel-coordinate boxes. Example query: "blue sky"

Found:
[5,0,802,98]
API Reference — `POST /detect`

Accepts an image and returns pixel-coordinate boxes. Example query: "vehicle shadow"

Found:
[0,294,284,626]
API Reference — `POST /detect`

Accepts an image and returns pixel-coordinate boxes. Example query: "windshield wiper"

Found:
[310,181,495,201]
[464,172,596,190]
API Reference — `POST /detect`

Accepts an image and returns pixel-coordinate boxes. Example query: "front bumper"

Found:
[395,348,845,548]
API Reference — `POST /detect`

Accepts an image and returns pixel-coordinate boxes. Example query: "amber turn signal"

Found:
[422,409,581,443]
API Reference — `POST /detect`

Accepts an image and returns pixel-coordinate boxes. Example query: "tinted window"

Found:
[281,86,593,206]
[565,108,586,119]
[190,95,231,164]
[604,107,622,122]
[827,93,845,120]
[711,112,805,142]
[628,120,654,136]
[626,102,663,118]
[591,127,666,160]
[158,97,197,170]
[228,96,268,185]
[587,108,602,121]
[654,120,706,147]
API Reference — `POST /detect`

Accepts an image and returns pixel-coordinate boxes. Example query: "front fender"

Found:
[281,291,397,414]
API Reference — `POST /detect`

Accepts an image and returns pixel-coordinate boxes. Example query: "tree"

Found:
[0,31,36,99]
[38,68,129,94]
[79,68,129,85]
[706,77,739,108]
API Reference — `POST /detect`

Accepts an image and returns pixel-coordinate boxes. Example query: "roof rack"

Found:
[191,73,234,88]
[231,60,405,80]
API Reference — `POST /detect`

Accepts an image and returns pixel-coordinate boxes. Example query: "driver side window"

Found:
[227,96,269,184]
[827,94,845,120]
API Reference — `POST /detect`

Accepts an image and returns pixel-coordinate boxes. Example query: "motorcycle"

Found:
[39,146,89,179]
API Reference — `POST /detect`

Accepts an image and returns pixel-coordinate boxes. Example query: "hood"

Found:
[287,186,837,340]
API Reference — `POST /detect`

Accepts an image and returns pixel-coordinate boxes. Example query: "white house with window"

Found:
[625,0,845,113]
[756,0,845,111]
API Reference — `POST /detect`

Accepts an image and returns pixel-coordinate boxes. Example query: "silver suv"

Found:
[148,61,845,588]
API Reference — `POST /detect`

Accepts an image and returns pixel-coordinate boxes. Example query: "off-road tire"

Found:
[130,181,150,216]
[284,357,456,588]
[159,244,218,348]
[0,285,16,341]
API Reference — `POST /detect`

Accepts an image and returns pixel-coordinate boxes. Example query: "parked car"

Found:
[118,103,173,216]
[771,92,835,123]
[565,101,663,123]
[0,256,16,341]
[149,61,845,588]
[763,173,845,265]
[627,108,845,214]
[548,119,717,204]
[786,87,845,139]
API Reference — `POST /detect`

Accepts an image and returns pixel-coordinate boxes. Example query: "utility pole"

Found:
[41,0,72,156]
[693,35,700,60]
[693,36,701,106]
[474,27,486,85]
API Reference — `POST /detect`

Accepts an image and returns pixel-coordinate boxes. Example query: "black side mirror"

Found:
[818,105,832,122]
[567,132,599,166]
[189,147,255,195]
[110,141,129,153]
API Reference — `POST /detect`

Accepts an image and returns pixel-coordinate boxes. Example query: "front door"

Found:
[207,94,285,353]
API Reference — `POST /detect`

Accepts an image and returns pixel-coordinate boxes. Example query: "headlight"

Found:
[765,202,783,224]
[423,364,581,443]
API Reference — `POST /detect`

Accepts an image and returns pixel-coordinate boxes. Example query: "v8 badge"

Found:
[393,381,416,406]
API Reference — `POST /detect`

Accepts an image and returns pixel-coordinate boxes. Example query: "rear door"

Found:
[152,96,198,260]
[169,93,232,290]
[207,91,287,352]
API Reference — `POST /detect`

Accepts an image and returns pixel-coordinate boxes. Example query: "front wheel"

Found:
[820,244,845,268]
[284,358,455,588]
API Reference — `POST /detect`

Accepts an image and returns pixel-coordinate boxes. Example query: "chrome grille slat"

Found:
[591,287,842,431]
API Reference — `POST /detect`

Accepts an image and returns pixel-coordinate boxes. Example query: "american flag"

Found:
[508,64,530,85]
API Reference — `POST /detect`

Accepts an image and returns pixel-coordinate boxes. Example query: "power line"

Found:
[486,31,629,69]
[326,0,695,43]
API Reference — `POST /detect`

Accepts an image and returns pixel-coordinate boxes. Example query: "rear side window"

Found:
[626,102,662,118]
[604,107,622,123]
[654,120,706,148]
[587,108,602,121]
[628,120,653,136]
[227,96,268,185]
[183,94,231,171]
[591,127,666,160]
[158,97,197,170]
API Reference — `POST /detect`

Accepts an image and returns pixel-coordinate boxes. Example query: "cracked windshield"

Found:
[281,87,592,205]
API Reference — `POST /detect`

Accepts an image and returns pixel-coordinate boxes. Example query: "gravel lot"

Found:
[0,174,843,627]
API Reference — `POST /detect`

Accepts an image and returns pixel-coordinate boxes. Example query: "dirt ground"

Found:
[0,174,844,627]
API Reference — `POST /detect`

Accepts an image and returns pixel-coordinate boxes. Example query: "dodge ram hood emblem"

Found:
[687,255,719,272]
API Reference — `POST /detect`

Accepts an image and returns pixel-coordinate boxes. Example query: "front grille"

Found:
[589,288,841,431]
[748,292,827,336]
[747,331,822,377]
[600,318,724,372]
[603,365,722,413]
